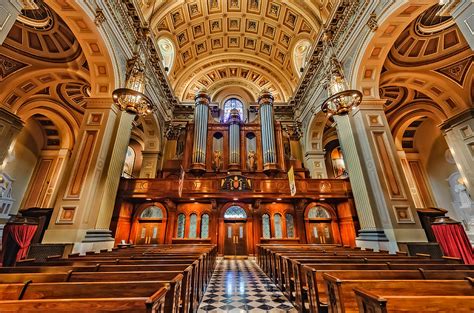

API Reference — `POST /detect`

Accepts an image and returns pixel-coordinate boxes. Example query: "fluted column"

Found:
[42,98,134,254]
[191,90,210,174]
[0,107,23,169]
[0,1,22,45]
[258,90,277,174]
[228,108,241,171]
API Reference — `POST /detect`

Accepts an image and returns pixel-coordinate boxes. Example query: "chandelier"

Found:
[321,32,362,117]
[112,54,156,117]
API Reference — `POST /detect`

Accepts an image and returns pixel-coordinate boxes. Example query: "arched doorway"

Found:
[223,205,248,256]
[304,205,339,244]
[131,205,167,245]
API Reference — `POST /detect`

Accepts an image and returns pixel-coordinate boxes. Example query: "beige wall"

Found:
[415,120,459,219]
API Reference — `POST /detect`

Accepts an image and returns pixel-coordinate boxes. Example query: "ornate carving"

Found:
[95,8,106,26]
[366,13,378,31]
[0,54,28,81]
[436,56,473,86]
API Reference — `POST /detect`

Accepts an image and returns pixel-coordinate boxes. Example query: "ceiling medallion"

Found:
[112,54,156,117]
[321,32,362,117]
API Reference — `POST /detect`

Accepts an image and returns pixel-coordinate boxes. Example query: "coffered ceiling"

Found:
[141,0,333,102]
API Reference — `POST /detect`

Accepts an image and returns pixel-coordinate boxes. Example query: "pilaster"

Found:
[440,108,474,239]
[43,98,134,253]
[304,151,328,179]
[139,151,160,178]
[349,100,427,250]
[0,107,24,169]
[0,1,22,45]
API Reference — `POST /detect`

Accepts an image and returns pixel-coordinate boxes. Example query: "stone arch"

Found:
[45,0,120,96]
[350,1,437,99]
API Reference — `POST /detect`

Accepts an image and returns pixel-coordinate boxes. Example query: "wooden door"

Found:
[308,222,334,244]
[136,222,161,245]
[224,222,247,256]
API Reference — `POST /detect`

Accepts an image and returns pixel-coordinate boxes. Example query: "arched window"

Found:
[189,213,198,239]
[293,39,312,77]
[286,213,295,238]
[224,206,247,219]
[274,213,283,239]
[201,214,209,238]
[140,206,163,219]
[122,146,135,178]
[308,206,331,219]
[157,37,175,74]
[331,146,348,178]
[176,214,185,238]
[223,98,244,122]
[262,214,271,239]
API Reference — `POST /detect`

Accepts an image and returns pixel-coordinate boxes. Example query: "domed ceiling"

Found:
[142,0,333,102]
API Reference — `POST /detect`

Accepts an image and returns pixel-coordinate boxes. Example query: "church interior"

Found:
[0,0,473,312]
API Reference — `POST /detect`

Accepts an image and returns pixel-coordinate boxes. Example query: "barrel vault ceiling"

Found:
[140,0,334,102]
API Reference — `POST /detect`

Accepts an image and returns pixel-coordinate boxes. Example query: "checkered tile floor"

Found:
[198,259,296,312]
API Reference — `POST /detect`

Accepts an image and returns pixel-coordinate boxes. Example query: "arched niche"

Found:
[130,203,168,245]
[304,203,341,245]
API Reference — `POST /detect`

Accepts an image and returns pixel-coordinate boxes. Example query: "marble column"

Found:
[42,98,134,254]
[334,100,427,252]
[304,151,328,179]
[0,1,22,45]
[0,107,23,169]
[440,108,474,238]
[191,90,210,174]
[258,90,277,174]
[139,151,160,178]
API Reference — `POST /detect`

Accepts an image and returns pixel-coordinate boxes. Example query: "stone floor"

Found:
[198,259,297,313]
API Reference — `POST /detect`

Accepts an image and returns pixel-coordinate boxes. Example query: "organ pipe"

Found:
[191,90,210,175]
[258,90,277,174]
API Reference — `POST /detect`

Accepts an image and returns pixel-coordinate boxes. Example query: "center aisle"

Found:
[198,259,297,312]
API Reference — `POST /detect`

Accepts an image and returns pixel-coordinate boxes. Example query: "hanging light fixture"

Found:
[321,31,362,117]
[112,53,156,117]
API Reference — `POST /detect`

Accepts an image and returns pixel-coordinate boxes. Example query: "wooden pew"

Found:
[354,288,474,313]
[323,275,473,313]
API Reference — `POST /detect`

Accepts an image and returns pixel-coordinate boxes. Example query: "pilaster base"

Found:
[72,229,115,255]
[355,229,399,253]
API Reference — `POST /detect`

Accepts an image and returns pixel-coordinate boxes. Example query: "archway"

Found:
[130,204,167,245]
[304,203,341,245]
[220,204,250,256]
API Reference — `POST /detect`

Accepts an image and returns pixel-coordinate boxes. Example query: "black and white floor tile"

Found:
[198,259,297,313]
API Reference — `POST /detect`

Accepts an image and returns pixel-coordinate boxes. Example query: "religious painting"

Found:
[193,24,204,38]
[228,36,240,47]
[263,24,275,39]
[122,146,135,178]
[182,50,191,62]
[171,9,185,28]
[245,38,256,49]
[209,19,222,33]
[279,32,291,48]
[247,0,260,12]
[246,20,258,33]
[177,30,189,47]
[261,43,272,55]
[188,2,200,17]
[284,10,298,29]
[228,0,240,11]
[196,42,206,54]
[331,146,348,178]
[228,19,240,31]
[393,206,415,223]
[267,3,280,19]
[211,38,223,49]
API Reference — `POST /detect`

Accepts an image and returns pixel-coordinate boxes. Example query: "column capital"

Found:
[353,99,387,112]
[439,108,474,132]
[304,150,326,157]
[0,107,23,129]
[258,90,274,107]
[194,89,210,106]
[84,97,117,111]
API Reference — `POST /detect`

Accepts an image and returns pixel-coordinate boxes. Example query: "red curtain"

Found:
[432,223,474,264]
[3,224,38,261]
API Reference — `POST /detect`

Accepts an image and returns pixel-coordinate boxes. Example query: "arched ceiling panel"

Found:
[143,0,328,102]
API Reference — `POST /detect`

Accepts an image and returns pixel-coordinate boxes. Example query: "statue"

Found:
[454,178,473,208]
[248,150,256,172]
[213,150,222,172]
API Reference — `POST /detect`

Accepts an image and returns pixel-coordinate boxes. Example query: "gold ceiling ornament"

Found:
[112,50,156,117]
[321,31,362,117]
